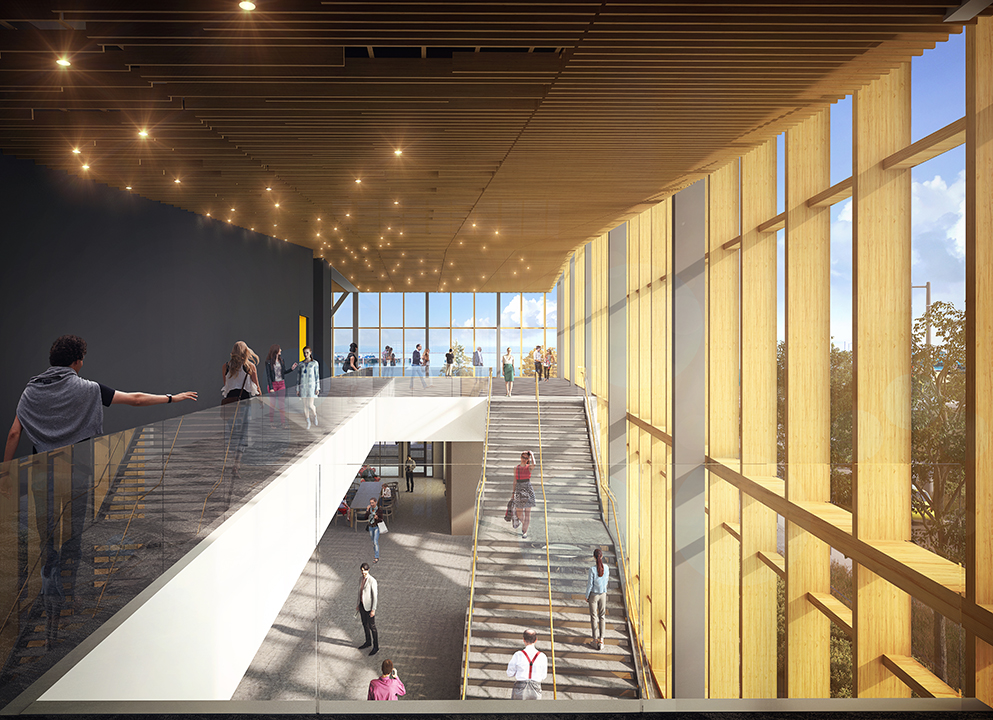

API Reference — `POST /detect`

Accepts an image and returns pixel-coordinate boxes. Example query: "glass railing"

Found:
[0,376,503,712]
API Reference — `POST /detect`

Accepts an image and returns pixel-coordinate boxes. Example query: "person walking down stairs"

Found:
[511,450,536,539]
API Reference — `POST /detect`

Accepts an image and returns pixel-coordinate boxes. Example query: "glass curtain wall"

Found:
[331,292,557,377]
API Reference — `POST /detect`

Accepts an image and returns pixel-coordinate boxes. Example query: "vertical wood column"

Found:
[627,221,642,619]
[785,108,832,698]
[638,211,654,682]
[852,63,912,699]
[562,266,572,382]
[966,16,993,705]
[740,139,778,698]
[653,200,674,696]
[572,246,589,386]
[708,160,742,698]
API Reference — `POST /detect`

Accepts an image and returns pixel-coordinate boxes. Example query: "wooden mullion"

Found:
[740,138,778,699]
[785,107,832,699]
[852,62,913,699]
[707,160,742,698]
[966,15,993,705]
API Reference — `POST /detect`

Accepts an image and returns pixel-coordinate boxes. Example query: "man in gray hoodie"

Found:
[4,334,197,461]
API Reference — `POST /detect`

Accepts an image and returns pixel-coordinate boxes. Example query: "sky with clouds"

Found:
[774,32,967,348]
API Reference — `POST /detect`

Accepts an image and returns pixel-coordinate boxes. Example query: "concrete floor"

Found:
[232,472,473,701]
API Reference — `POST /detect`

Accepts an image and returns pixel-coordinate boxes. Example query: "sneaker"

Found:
[521,533,527,539]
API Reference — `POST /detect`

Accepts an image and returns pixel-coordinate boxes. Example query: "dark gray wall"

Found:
[0,152,315,458]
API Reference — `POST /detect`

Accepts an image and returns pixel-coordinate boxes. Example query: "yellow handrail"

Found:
[460,369,493,699]
[534,370,558,698]
[578,366,652,697]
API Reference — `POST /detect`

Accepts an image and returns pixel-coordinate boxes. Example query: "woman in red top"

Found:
[511,450,536,539]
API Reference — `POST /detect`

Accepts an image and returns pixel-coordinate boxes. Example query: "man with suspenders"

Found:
[505,629,548,699]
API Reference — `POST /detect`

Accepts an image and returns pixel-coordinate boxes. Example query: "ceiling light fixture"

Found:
[56,57,71,67]
[355,178,362,184]
[239,1,256,10]
[81,164,89,170]
[125,186,132,190]
[72,148,80,154]
[394,149,402,156]
[138,130,148,137]
[266,187,272,191]
[174,178,181,183]
[275,203,280,207]
[394,200,399,205]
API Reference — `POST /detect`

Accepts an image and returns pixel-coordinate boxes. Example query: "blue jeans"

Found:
[370,525,380,559]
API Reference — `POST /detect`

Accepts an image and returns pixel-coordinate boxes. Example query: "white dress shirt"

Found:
[506,645,548,682]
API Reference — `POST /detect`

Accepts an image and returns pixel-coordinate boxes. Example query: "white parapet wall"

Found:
[35,393,485,702]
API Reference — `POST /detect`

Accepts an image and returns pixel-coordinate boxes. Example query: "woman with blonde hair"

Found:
[221,341,261,477]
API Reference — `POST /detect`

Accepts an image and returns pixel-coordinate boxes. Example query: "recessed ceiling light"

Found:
[346,213,350,217]
[230,208,235,212]
[317,233,321,237]
[56,58,71,67]
[174,178,181,183]
[495,231,499,235]
[72,148,81,154]
[81,164,89,170]
[472,223,476,227]
[266,187,272,191]
[355,179,362,184]
[317,217,321,221]
[239,1,256,10]
[207,212,211,216]
[138,130,148,137]
[394,200,399,205]
[275,203,280,207]
[125,186,132,190]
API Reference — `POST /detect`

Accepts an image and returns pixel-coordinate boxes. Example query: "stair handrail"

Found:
[460,368,493,700]
[577,366,652,698]
[533,371,558,698]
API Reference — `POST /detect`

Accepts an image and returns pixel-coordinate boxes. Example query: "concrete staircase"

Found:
[462,394,640,700]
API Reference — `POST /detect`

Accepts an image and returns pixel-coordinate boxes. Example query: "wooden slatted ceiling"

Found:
[0,1,973,292]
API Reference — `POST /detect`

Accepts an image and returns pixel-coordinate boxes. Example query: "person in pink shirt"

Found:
[368,658,406,701]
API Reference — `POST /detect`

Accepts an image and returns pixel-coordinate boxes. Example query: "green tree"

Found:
[451,341,473,376]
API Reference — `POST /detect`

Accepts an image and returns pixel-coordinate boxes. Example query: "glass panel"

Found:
[475,328,496,375]
[331,292,353,332]
[380,328,403,375]
[427,329,450,372]
[830,96,852,186]
[429,292,451,327]
[474,293,497,326]
[522,329,545,378]
[910,149,966,566]
[452,292,473,327]
[451,328,475,375]
[501,292,522,328]
[404,292,425,327]
[545,288,558,329]
[381,292,403,326]
[522,293,544,327]
[358,328,379,370]
[912,33,965,142]
[358,292,379,326]
[333,329,353,373]
[501,329,522,364]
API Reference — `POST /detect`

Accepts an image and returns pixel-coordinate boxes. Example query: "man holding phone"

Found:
[367,659,406,700]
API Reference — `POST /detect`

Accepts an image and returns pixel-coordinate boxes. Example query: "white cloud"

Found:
[912,170,965,260]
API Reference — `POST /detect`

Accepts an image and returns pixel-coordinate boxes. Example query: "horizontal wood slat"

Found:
[881,654,960,698]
